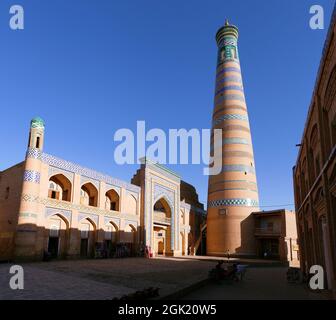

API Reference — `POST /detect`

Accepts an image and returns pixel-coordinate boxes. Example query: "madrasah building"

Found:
[0,117,206,261]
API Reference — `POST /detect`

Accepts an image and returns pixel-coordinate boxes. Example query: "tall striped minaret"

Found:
[207,20,259,257]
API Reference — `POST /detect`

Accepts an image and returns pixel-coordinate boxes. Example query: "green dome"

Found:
[30,117,45,129]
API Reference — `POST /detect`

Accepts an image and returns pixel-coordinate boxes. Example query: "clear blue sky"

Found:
[0,0,334,209]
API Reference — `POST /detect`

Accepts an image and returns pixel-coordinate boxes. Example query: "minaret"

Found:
[207,21,260,256]
[15,117,45,261]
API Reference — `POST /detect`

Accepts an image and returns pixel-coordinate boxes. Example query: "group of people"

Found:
[209,260,243,282]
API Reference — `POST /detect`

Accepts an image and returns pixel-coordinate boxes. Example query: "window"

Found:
[5,187,9,200]
[110,202,117,211]
[36,137,40,149]
[219,209,228,216]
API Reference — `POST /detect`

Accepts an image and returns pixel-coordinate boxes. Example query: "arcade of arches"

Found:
[0,127,206,261]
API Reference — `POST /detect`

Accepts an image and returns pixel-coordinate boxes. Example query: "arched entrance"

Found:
[79,218,97,258]
[104,222,119,258]
[46,214,69,259]
[153,197,172,256]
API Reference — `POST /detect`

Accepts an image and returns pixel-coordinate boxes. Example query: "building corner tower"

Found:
[14,117,45,261]
[207,21,260,256]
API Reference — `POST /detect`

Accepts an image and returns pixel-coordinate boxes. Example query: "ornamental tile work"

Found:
[30,117,45,129]
[23,170,41,184]
[19,212,38,219]
[211,138,250,152]
[218,38,237,47]
[207,21,260,256]
[80,176,100,190]
[41,153,140,193]
[21,193,137,221]
[215,94,245,103]
[26,148,42,160]
[213,114,248,127]
[208,198,259,208]
[78,213,99,226]
[222,137,250,145]
[104,217,120,228]
[45,207,72,222]
[153,184,175,208]
[48,167,74,182]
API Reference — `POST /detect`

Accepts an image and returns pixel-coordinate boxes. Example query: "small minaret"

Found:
[207,21,260,256]
[15,117,45,261]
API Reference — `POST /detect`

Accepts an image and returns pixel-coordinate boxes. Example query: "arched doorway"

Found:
[79,218,97,258]
[46,214,69,259]
[104,222,119,258]
[153,197,172,256]
[117,224,137,257]
[48,174,72,201]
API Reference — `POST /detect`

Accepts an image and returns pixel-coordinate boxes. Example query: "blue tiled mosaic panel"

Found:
[218,38,237,47]
[45,207,72,222]
[41,153,140,193]
[153,184,175,208]
[26,148,42,160]
[23,170,41,184]
[213,114,248,127]
[104,217,120,228]
[208,198,259,207]
[78,213,99,226]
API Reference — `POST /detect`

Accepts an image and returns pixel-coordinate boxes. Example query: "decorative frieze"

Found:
[23,170,41,184]
[208,198,259,208]
[41,153,141,193]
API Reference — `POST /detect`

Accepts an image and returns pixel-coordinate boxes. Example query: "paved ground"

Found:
[181,266,330,300]
[0,258,330,300]
[0,257,214,300]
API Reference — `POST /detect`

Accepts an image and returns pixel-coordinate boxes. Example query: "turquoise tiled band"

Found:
[213,114,248,126]
[208,198,259,207]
